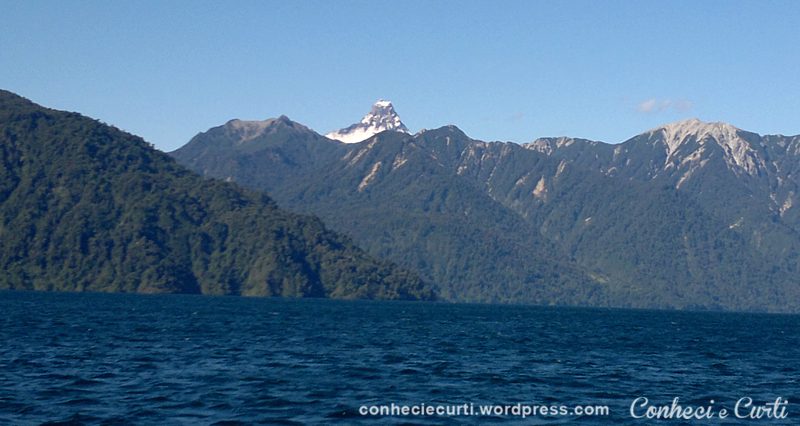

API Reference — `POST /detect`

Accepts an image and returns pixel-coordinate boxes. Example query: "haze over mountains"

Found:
[173,101,800,312]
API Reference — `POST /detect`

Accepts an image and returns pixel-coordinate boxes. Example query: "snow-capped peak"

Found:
[326,100,410,143]
[373,100,393,108]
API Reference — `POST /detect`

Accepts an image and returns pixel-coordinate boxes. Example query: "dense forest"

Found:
[174,116,800,312]
[0,90,434,301]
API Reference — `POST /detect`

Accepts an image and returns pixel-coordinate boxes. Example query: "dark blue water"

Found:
[1,291,798,424]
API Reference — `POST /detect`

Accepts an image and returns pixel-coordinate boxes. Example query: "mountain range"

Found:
[172,101,800,312]
[0,90,433,300]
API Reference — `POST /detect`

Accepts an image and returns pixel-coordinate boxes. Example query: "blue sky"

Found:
[2,0,798,151]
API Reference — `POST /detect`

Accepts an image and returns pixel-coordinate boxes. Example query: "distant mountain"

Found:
[172,114,343,187]
[325,100,410,143]
[526,119,800,267]
[175,124,606,305]
[173,112,800,312]
[0,90,434,300]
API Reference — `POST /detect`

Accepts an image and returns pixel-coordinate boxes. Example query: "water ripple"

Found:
[1,291,798,424]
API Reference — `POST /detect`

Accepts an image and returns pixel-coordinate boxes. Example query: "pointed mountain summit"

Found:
[326,100,410,143]
[173,107,800,312]
[0,89,434,299]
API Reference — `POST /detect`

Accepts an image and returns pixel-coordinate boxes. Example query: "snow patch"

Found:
[328,127,381,144]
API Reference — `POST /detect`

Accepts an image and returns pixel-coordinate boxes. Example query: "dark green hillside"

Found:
[176,126,609,306]
[172,115,346,192]
[0,90,433,300]
[173,115,800,312]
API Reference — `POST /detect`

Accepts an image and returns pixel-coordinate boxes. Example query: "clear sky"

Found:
[2,0,798,151]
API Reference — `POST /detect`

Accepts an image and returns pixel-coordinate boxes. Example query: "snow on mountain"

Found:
[326,100,410,143]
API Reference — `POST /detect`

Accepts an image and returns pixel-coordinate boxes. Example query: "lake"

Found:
[1,291,797,424]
